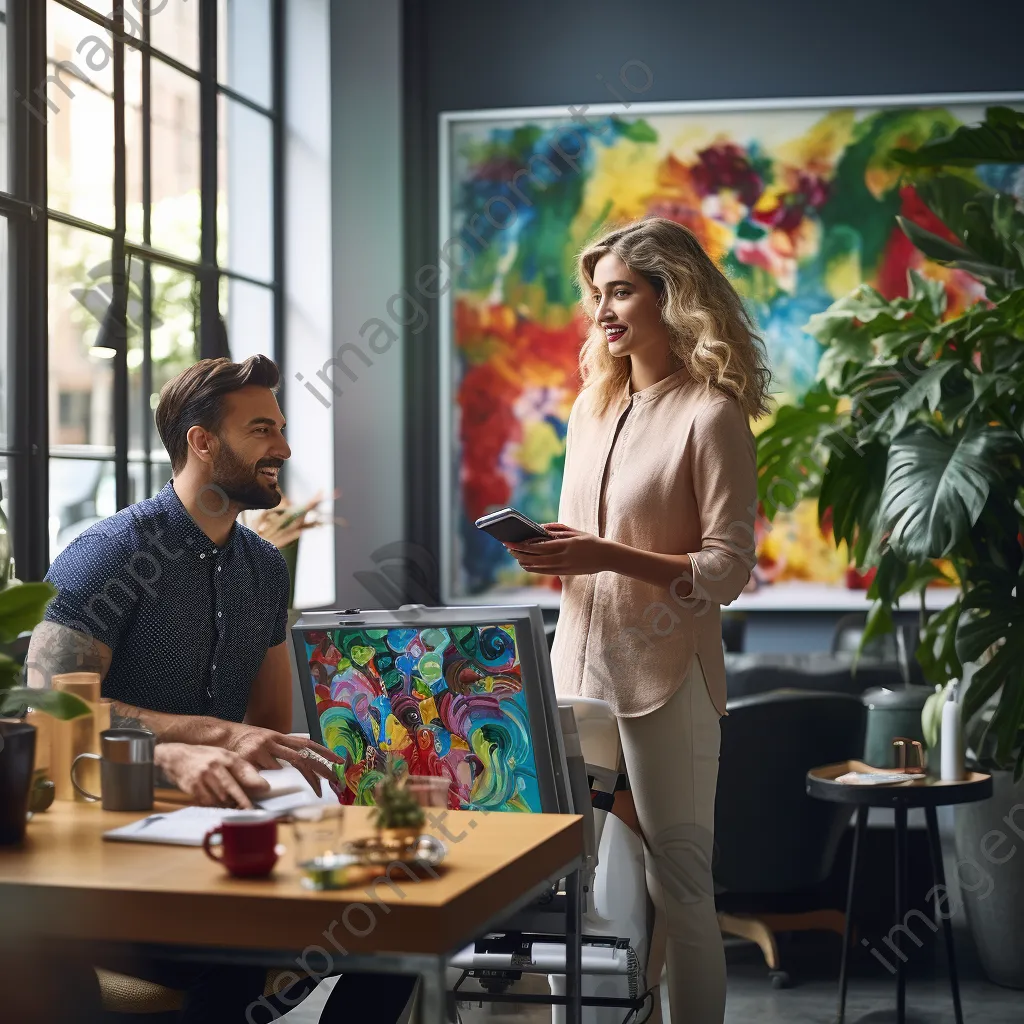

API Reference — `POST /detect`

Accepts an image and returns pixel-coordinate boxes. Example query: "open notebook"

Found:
[104,766,337,846]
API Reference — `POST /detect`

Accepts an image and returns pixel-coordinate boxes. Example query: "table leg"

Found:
[837,806,868,1024]
[925,806,964,1024]
[565,868,583,1024]
[417,955,449,1024]
[894,804,908,1024]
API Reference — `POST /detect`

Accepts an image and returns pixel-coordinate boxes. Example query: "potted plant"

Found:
[241,491,342,608]
[0,581,90,845]
[371,768,426,854]
[757,106,1024,986]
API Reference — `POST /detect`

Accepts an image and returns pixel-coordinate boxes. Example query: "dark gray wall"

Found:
[416,0,1022,113]
[402,0,1023,652]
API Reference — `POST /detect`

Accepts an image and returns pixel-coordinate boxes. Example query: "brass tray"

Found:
[345,833,447,870]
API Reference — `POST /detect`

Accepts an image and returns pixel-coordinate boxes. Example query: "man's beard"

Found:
[211,441,283,511]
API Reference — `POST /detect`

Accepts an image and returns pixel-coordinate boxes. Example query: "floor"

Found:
[280,929,1023,1023]
[280,816,1021,1023]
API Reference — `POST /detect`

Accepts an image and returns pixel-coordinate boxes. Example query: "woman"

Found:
[505,217,770,1022]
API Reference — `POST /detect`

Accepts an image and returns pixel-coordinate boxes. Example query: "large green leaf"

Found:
[0,582,57,643]
[876,361,955,437]
[0,686,91,720]
[915,175,990,244]
[906,267,949,322]
[897,216,975,263]
[979,193,1024,266]
[819,438,887,560]
[922,683,951,750]
[755,382,839,517]
[898,216,1020,292]
[918,596,964,687]
[956,583,1024,767]
[881,425,1020,560]
[806,284,915,340]
[861,598,895,661]
[861,556,953,668]
[849,371,906,427]
[892,107,1024,167]
[815,329,875,391]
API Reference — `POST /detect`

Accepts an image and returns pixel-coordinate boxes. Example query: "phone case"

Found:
[477,514,550,544]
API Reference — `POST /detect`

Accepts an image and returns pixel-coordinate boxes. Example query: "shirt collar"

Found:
[156,481,238,558]
[622,365,693,405]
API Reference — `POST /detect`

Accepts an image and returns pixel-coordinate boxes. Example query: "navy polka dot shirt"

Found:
[45,482,290,723]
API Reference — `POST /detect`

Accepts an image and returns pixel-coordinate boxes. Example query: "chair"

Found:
[451,697,653,1023]
[725,652,867,700]
[96,968,316,1020]
[714,690,867,987]
[720,611,746,653]
[831,611,925,668]
[547,697,651,1023]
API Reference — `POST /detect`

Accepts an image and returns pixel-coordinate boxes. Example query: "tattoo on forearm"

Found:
[109,701,145,731]
[24,622,112,690]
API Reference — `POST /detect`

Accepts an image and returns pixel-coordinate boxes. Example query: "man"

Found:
[25,355,418,1023]
[28,354,342,804]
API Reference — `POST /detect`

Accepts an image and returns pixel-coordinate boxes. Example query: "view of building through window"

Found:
[2,0,283,563]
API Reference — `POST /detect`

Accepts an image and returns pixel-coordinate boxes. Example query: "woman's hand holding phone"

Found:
[503,523,609,576]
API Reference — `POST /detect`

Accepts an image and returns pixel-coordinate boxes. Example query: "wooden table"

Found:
[0,801,584,1022]
[807,761,992,1024]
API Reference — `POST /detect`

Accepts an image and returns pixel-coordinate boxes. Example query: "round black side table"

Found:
[806,760,993,1024]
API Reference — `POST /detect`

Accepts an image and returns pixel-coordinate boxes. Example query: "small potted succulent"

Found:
[371,768,426,854]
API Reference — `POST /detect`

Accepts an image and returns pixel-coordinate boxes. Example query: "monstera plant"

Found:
[758,107,1024,780]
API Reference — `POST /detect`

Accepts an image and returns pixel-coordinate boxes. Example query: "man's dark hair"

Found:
[155,355,280,473]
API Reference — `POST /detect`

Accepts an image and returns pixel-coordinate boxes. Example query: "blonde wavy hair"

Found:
[576,217,772,419]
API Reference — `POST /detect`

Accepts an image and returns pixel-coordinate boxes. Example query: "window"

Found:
[0,0,285,577]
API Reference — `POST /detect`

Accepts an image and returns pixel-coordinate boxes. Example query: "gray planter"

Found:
[0,720,37,845]
[954,770,1024,988]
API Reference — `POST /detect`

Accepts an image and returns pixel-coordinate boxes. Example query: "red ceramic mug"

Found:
[202,812,279,878]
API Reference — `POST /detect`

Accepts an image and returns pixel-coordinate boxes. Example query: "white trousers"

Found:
[617,656,725,1023]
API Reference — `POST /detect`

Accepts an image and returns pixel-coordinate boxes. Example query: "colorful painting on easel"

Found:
[444,99,1024,605]
[304,624,541,812]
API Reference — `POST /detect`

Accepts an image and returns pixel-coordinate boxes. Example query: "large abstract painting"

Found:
[303,624,542,812]
[439,95,1024,607]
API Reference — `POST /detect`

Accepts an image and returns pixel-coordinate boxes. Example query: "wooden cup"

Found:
[51,673,102,801]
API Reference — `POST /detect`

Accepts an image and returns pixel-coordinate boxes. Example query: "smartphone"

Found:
[474,507,552,544]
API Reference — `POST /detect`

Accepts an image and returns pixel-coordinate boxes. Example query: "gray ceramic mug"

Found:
[71,728,156,811]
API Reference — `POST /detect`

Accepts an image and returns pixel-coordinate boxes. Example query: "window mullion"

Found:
[198,0,220,359]
[142,6,153,496]
[272,0,286,387]
[112,7,129,510]
[9,0,50,579]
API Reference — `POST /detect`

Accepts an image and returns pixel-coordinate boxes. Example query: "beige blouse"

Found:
[550,367,757,718]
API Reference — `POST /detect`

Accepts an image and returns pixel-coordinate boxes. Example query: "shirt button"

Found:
[217,566,222,572]
[200,553,206,559]
[217,611,222,618]
[212,664,217,671]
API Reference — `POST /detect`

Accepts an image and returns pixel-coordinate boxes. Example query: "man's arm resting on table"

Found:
[26,620,242,743]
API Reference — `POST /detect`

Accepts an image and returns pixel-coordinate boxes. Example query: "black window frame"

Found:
[1,0,287,581]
